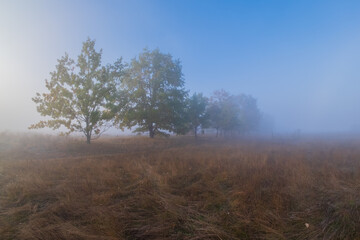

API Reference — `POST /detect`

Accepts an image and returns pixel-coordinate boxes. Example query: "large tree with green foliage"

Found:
[121,48,188,138]
[30,38,124,144]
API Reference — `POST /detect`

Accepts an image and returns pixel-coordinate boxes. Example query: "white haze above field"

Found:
[1,0,360,135]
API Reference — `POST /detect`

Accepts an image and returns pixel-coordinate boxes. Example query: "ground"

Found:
[0,133,359,239]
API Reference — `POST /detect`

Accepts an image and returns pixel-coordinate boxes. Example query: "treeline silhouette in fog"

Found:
[30,38,262,143]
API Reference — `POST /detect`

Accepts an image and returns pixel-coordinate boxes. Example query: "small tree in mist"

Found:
[120,48,188,138]
[208,90,261,136]
[207,102,222,137]
[208,90,236,136]
[30,38,124,144]
[234,94,261,134]
[187,93,209,138]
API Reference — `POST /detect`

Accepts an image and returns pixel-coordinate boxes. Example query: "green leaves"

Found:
[120,48,188,138]
[31,39,262,141]
[208,90,262,136]
[30,38,125,143]
[186,93,209,137]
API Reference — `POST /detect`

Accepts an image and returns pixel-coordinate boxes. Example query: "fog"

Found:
[1,0,360,135]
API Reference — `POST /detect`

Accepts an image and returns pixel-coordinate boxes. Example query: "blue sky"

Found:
[1,0,360,133]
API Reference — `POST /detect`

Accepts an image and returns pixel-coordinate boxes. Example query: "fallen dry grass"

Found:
[0,133,360,239]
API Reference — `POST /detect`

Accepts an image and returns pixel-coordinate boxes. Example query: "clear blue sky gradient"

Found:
[1,0,360,133]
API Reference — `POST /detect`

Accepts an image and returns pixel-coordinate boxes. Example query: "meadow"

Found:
[0,133,359,239]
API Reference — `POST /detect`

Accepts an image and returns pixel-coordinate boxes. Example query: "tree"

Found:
[187,93,209,138]
[208,90,237,136]
[234,94,261,134]
[30,38,124,144]
[121,48,188,138]
[207,102,222,136]
[207,90,261,136]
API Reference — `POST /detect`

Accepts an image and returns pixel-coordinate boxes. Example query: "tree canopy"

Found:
[31,39,264,141]
[207,90,261,136]
[187,93,209,138]
[121,48,188,138]
[30,38,124,143]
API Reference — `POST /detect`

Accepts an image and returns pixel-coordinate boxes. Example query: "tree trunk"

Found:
[194,126,198,139]
[149,124,155,138]
[85,119,91,144]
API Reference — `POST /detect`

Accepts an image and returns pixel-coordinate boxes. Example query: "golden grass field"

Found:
[0,133,359,239]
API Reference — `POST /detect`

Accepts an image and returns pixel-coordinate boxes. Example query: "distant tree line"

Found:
[30,38,262,143]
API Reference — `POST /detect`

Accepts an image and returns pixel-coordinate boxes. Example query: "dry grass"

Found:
[0,133,360,239]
